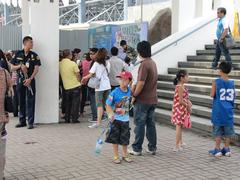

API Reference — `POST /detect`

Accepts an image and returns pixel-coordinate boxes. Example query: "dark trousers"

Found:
[61,88,66,114]
[13,85,19,117]
[80,85,88,114]
[88,87,97,121]
[212,41,232,68]
[132,103,157,152]
[65,87,80,123]
[18,80,36,125]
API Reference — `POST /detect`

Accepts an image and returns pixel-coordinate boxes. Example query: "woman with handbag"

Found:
[0,67,12,180]
[82,48,111,128]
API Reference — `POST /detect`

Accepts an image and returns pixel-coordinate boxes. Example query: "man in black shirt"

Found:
[11,36,41,129]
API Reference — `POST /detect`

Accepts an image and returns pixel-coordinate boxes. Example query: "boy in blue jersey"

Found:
[105,71,133,164]
[209,61,235,157]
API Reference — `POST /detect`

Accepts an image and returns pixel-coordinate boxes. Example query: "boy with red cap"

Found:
[105,71,133,164]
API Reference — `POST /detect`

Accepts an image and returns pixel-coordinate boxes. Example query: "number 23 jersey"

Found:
[212,78,235,126]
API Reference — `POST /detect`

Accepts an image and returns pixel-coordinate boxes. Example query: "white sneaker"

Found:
[173,147,183,152]
[128,148,142,156]
[88,123,99,128]
[88,119,97,123]
[146,149,156,155]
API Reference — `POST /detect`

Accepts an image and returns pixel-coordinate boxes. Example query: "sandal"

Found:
[113,157,121,164]
[122,156,133,163]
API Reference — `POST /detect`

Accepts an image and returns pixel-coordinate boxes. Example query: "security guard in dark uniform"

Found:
[11,36,41,129]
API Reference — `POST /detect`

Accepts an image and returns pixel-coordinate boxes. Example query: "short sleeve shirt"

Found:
[216,17,229,40]
[59,58,81,90]
[89,62,111,92]
[11,50,41,80]
[106,87,131,122]
[136,58,158,104]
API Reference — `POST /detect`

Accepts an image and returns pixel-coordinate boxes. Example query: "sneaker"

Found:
[208,148,222,157]
[88,123,100,128]
[113,157,121,164]
[173,147,183,152]
[88,119,97,123]
[122,156,133,163]
[15,123,27,128]
[128,148,142,156]
[146,148,156,155]
[221,147,231,157]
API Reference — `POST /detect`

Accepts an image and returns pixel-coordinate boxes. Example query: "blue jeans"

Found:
[212,41,232,68]
[132,103,157,152]
[212,125,235,137]
[88,87,97,121]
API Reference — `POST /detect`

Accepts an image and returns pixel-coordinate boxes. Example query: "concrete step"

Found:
[157,98,240,126]
[197,49,240,56]
[205,44,240,50]
[178,61,240,70]
[157,89,240,108]
[158,81,240,97]
[168,67,240,79]
[155,108,240,142]
[158,74,240,87]
[187,55,240,62]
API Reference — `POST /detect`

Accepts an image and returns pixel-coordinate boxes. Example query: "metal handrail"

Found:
[152,17,217,56]
[86,0,124,23]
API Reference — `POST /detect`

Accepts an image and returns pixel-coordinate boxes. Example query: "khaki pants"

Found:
[0,138,6,179]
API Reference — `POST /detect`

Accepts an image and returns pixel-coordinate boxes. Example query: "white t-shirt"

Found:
[221,17,229,30]
[89,62,111,92]
[124,63,134,72]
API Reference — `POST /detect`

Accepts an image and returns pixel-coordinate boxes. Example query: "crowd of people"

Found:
[0,6,237,179]
[59,40,138,128]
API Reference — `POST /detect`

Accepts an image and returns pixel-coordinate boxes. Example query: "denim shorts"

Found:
[212,125,235,137]
[95,90,110,108]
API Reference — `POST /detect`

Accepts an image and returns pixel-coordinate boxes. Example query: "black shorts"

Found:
[105,120,130,145]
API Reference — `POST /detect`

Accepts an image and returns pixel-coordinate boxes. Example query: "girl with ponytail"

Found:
[171,70,192,152]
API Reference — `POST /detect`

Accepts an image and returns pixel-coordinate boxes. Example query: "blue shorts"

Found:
[212,125,235,137]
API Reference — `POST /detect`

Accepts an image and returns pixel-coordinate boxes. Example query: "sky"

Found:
[0,0,77,6]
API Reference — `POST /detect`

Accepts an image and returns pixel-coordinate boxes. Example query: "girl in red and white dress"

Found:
[171,70,192,152]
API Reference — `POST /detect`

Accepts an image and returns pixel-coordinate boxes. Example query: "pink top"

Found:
[81,59,92,77]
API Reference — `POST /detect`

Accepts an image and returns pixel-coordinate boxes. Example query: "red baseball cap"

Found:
[116,71,133,80]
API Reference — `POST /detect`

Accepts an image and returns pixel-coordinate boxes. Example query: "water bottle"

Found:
[95,138,104,155]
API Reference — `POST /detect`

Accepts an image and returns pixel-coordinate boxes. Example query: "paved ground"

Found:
[3,112,240,180]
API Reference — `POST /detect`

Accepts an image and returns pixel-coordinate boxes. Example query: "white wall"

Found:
[152,13,217,75]
[25,1,59,124]
[172,0,197,33]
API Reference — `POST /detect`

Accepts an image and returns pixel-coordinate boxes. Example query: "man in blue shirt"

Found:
[212,7,232,69]
[11,36,41,129]
[209,61,235,157]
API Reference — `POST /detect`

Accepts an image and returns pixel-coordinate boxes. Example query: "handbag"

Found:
[224,27,235,49]
[4,70,13,113]
[87,66,107,89]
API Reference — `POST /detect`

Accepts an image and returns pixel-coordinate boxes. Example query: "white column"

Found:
[21,0,30,36]
[195,0,213,18]
[172,0,196,33]
[28,0,59,124]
